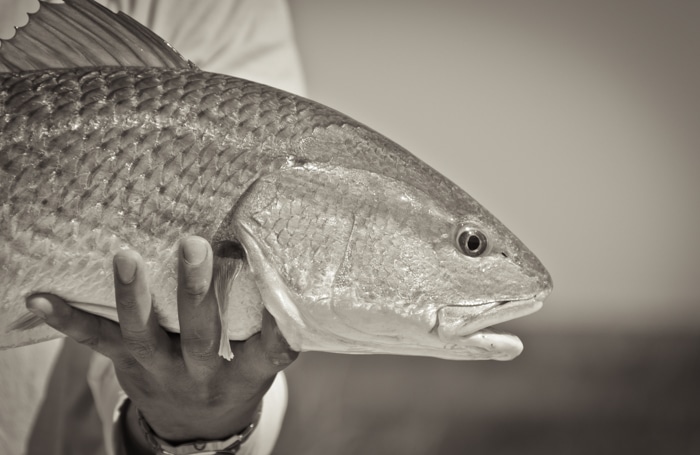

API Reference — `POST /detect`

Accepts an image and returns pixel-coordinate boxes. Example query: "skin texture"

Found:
[24,236,297,449]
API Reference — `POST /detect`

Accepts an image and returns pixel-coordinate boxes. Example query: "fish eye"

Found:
[456,228,488,257]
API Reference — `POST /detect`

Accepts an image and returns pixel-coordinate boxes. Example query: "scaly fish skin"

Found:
[1,66,342,347]
[0,65,551,360]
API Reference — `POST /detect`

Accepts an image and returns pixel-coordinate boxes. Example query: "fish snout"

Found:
[512,242,553,300]
[538,267,553,300]
[535,268,553,316]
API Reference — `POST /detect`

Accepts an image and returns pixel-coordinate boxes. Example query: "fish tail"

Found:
[7,312,46,332]
[213,257,242,361]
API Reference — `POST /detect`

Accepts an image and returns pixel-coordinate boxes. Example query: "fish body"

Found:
[0,0,551,360]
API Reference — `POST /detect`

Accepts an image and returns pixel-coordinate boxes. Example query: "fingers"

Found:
[176,236,219,374]
[234,309,298,382]
[25,294,128,364]
[260,309,298,368]
[113,250,171,370]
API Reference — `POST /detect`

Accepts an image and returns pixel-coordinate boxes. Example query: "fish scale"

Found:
[3,69,278,226]
[0,0,551,360]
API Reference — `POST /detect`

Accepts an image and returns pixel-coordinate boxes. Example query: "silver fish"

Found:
[0,0,552,360]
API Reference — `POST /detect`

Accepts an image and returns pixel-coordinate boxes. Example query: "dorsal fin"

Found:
[0,0,195,72]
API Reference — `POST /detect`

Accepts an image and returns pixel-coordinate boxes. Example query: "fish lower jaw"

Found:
[445,329,524,361]
[434,298,544,360]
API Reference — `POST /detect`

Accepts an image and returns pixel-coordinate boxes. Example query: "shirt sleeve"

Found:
[86,353,289,455]
[101,0,306,96]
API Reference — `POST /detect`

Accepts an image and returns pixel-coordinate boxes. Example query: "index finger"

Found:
[176,236,219,375]
[113,250,171,370]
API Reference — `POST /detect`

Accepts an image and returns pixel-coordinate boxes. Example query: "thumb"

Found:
[259,309,299,369]
[235,309,299,382]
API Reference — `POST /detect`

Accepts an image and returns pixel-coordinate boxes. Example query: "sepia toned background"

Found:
[277,1,700,454]
[0,0,697,453]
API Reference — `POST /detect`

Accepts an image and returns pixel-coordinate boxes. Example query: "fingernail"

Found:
[182,237,208,265]
[26,296,51,319]
[114,255,136,284]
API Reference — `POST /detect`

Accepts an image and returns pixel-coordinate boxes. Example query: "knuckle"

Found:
[116,295,141,312]
[72,313,103,350]
[182,276,210,299]
[182,337,218,363]
[129,343,156,362]
[114,353,141,372]
[121,327,156,360]
[123,337,156,361]
[75,333,101,350]
[189,348,218,364]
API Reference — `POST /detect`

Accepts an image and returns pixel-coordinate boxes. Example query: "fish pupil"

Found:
[457,229,487,257]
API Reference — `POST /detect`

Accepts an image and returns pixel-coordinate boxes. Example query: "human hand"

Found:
[26,236,298,451]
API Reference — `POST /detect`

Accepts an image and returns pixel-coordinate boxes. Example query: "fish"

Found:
[0,0,552,361]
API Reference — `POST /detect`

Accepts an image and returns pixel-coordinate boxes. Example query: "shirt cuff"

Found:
[87,353,289,455]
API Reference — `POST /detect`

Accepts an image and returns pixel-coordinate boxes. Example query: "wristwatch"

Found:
[136,404,262,455]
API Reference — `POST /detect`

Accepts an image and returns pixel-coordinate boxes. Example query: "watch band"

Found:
[137,404,262,455]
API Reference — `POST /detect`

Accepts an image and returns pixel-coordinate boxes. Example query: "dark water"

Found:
[276,331,700,455]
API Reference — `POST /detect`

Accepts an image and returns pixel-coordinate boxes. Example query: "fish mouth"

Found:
[433,296,544,359]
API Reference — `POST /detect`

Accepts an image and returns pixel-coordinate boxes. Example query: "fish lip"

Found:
[434,296,544,343]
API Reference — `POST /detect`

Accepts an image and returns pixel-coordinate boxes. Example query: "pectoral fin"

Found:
[212,255,243,360]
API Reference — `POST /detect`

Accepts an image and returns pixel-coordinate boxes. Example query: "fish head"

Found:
[224,150,551,360]
[322,190,553,361]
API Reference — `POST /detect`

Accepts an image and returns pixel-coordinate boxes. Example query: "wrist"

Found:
[143,402,261,443]
[120,398,262,454]
[121,399,157,455]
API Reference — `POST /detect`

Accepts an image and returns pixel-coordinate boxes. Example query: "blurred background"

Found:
[277,1,700,453]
